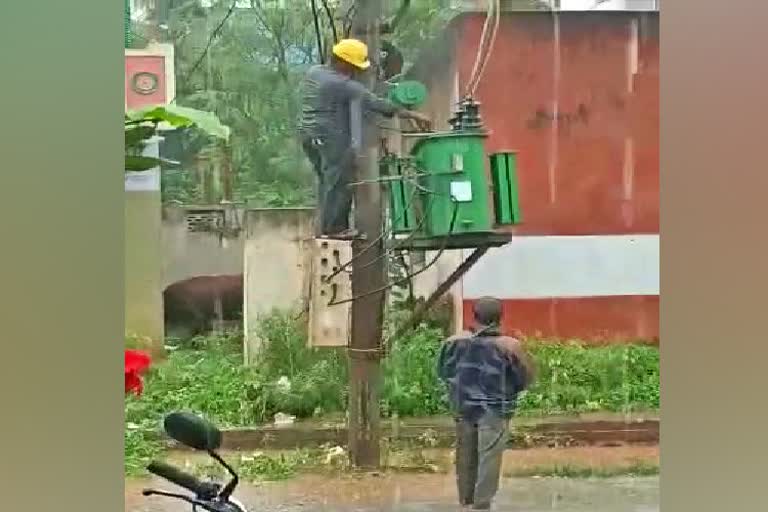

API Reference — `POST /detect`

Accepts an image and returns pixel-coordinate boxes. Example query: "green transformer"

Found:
[387,97,522,250]
[411,131,493,236]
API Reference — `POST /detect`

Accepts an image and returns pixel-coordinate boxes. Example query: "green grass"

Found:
[503,461,660,478]
[189,449,324,482]
[125,310,659,475]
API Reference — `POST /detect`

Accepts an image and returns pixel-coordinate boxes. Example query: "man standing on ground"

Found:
[298,38,431,239]
[438,297,536,511]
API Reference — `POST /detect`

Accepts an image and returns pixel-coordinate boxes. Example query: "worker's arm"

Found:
[496,336,537,391]
[344,79,432,130]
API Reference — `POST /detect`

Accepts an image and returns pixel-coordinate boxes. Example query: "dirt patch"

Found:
[525,420,659,447]
[501,445,658,476]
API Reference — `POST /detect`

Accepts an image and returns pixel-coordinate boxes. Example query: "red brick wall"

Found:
[454,12,659,236]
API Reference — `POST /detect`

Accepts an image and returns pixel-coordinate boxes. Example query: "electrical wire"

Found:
[468,0,501,97]
[464,0,495,97]
[174,0,239,103]
[319,0,338,44]
[352,192,433,272]
[341,3,356,38]
[386,0,411,33]
[343,171,459,275]
[322,180,422,283]
[310,0,325,63]
[363,175,460,269]
[327,202,459,307]
[323,157,450,283]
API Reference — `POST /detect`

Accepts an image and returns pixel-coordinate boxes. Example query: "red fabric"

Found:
[125,349,151,396]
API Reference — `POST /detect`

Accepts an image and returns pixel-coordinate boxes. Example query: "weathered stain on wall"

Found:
[410,11,659,342]
[455,11,659,236]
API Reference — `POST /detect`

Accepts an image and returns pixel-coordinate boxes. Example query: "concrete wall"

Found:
[161,205,245,288]
[125,43,175,354]
[236,207,462,359]
[243,208,315,363]
[125,169,164,351]
[160,203,466,354]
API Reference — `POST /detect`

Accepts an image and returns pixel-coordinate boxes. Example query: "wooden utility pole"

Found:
[348,0,385,468]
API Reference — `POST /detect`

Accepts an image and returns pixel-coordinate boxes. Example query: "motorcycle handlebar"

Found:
[147,461,211,497]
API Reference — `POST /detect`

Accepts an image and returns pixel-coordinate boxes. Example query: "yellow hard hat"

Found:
[332,39,371,70]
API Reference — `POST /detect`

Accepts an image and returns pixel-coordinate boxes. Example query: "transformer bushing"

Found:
[456,97,485,132]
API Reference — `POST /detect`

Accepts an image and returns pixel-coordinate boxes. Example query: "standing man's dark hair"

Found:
[473,296,502,329]
[437,298,535,511]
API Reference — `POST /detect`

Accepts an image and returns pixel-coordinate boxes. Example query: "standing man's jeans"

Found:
[301,136,354,236]
[455,412,509,510]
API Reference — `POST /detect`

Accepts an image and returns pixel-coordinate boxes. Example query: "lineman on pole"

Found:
[298,38,431,240]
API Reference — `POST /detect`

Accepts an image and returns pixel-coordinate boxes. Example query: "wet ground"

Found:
[126,473,659,512]
[128,436,659,511]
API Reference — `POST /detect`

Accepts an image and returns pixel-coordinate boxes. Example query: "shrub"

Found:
[124,312,659,474]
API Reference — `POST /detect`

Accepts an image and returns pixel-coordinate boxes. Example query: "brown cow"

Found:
[163,274,243,339]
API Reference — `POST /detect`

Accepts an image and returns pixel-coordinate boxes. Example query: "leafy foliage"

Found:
[125,105,229,172]
[382,324,447,417]
[518,341,660,414]
[129,0,455,205]
[125,310,659,474]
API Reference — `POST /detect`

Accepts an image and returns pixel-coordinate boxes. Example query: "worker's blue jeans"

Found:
[455,412,509,510]
[302,137,354,236]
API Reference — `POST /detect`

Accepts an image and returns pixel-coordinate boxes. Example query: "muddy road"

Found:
[126,474,659,512]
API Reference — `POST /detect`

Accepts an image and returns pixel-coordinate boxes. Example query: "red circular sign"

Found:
[131,72,159,95]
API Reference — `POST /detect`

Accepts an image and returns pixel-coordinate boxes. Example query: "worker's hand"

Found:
[403,110,432,132]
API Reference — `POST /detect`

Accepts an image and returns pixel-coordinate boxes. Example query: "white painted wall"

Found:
[462,234,660,299]
[452,0,659,11]
[552,0,659,10]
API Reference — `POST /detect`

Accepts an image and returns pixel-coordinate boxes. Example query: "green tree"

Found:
[134,0,454,205]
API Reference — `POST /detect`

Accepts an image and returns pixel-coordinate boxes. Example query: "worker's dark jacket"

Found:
[298,64,399,147]
[437,329,531,422]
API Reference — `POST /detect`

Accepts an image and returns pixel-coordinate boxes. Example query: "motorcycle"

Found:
[142,411,248,512]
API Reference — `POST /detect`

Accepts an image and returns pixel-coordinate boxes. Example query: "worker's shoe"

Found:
[321,229,364,241]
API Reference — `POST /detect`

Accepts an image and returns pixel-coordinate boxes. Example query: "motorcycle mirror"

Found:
[163,412,222,451]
